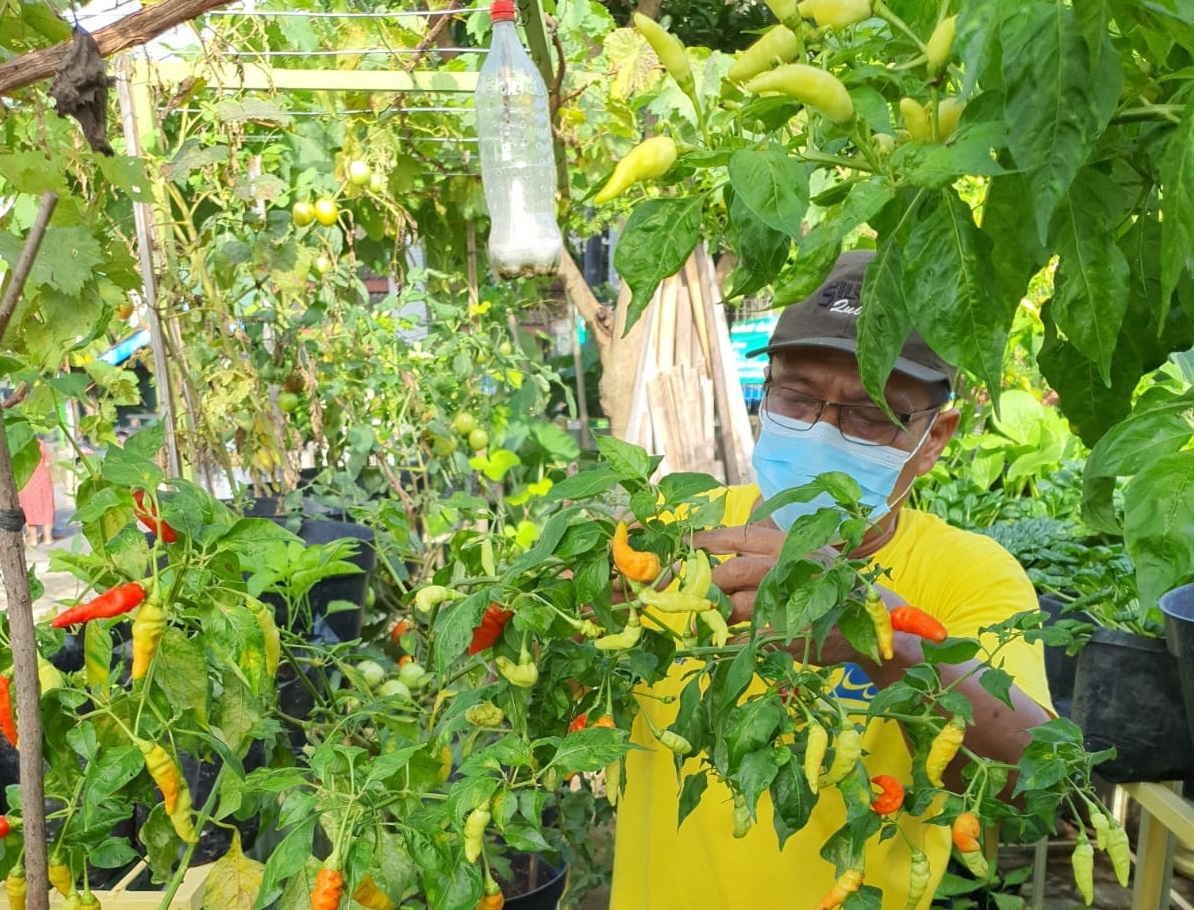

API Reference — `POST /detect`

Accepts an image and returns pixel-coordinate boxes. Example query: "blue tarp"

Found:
[100,330,151,366]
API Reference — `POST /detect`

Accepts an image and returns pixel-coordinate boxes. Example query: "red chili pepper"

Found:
[0,816,10,839]
[468,604,514,654]
[50,582,147,628]
[0,676,16,749]
[132,490,178,543]
[569,713,588,733]
[889,606,947,643]
[870,774,905,815]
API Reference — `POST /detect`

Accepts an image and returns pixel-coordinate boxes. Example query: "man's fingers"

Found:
[711,556,775,594]
[728,591,755,626]
[693,525,786,557]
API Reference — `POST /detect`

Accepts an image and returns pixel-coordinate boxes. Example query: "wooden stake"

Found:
[0,190,58,910]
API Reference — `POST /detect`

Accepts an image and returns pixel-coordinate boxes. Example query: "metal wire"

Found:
[167,47,486,57]
[204,8,481,18]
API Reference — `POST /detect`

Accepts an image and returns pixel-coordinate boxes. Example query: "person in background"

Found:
[609,249,1054,910]
[19,438,55,547]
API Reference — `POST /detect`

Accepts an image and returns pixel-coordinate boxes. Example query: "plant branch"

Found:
[0,0,236,98]
[0,190,58,910]
[558,249,612,358]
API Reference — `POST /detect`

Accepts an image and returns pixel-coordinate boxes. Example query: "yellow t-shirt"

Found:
[609,486,1054,910]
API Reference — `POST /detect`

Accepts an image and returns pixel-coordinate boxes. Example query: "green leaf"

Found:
[263,815,321,901]
[858,233,912,413]
[1000,2,1120,242]
[0,225,104,296]
[1037,311,1138,447]
[156,629,209,720]
[1048,169,1131,385]
[83,745,144,820]
[1160,97,1194,322]
[770,756,816,848]
[656,472,723,502]
[977,666,1014,708]
[725,698,785,770]
[677,770,709,826]
[732,749,780,809]
[614,195,705,330]
[980,171,1049,314]
[544,465,620,501]
[725,189,790,299]
[545,727,628,773]
[1123,449,1194,607]
[770,220,843,307]
[88,838,140,869]
[1083,388,1194,479]
[727,150,810,238]
[0,150,69,194]
[595,435,651,483]
[902,189,1006,400]
[433,590,488,674]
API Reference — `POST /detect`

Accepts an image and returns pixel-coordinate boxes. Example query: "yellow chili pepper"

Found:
[819,725,862,788]
[638,588,713,613]
[593,137,678,206]
[699,608,730,647]
[925,15,956,76]
[679,549,713,599]
[728,25,802,85]
[633,13,694,95]
[804,721,829,794]
[925,715,965,788]
[745,64,855,124]
[797,0,871,28]
[863,588,893,661]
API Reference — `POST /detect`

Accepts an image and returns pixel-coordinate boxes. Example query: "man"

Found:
[608,250,1054,909]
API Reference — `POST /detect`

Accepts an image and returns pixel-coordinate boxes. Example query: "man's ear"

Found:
[911,408,959,476]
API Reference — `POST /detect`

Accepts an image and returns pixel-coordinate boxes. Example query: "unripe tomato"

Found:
[369,171,386,194]
[357,660,387,690]
[468,428,489,451]
[348,160,372,186]
[313,255,332,275]
[313,198,338,226]
[116,301,135,320]
[378,678,413,700]
[431,434,457,457]
[277,391,300,413]
[398,661,428,689]
[292,201,315,227]
[452,412,478,436]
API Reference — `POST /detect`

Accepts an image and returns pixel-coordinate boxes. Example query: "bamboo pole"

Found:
[116,58,182,478]
[0,190,58,910]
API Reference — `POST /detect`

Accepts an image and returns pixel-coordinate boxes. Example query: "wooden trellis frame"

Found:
[119,0,557,478]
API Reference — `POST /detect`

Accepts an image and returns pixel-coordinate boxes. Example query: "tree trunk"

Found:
[558,249,646,439]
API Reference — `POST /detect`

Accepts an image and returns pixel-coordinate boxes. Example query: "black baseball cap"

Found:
[747,249,957,387]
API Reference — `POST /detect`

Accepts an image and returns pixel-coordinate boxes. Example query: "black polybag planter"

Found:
[504,859,568,910]
[1039,594,1079,718]
[261,517,376,644]
[1160,582,1194,757]
[1071,627,1194,783]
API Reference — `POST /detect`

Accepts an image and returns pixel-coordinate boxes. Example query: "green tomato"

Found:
[313,255,332,275]
[292,201,315,227]
[430,434,457,457]
[357,660,387,690]
[452,412,478,436]
[397,661,428,689]
[348,159,372,186]
[369,171,386,194]
[277,391,300,413]
[468,428,489,452]
[378,678,413,700]
[314,198,338,226]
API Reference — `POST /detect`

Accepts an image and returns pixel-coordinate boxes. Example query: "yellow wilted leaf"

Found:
[202,830,264,910]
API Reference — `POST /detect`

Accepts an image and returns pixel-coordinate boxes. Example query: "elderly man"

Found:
[609,250,1053,909]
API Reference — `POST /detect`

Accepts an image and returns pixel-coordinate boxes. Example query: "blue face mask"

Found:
[751,408,935,532]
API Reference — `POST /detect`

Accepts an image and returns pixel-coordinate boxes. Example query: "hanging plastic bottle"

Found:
[474,0,563,279]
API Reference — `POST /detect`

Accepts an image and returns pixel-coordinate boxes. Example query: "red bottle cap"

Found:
[490,0,516,21]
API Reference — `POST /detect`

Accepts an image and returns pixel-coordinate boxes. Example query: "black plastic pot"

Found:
[504,858,568,910]
[261,517,376,643]
[1160,582,1194,757]
[1071,627,1194,783]
[1038,594,1079,718]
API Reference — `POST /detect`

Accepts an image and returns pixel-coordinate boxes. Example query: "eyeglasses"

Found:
[761,381,943,447]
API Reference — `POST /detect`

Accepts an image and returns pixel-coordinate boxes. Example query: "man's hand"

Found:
[692,524,836,625]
